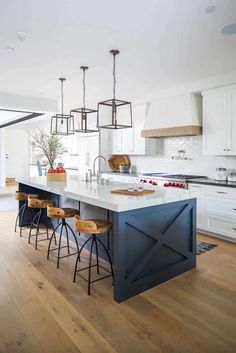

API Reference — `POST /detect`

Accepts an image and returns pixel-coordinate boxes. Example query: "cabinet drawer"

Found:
[188,184,205,193]
[206,214,236,239]
[206,198,236,218]
[205,185,236,199]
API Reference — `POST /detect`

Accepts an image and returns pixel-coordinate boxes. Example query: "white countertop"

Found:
[17,176,194,212]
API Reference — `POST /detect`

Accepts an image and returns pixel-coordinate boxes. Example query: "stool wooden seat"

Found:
[47,206,80,269]
[28,198,55,250]
[73,215,113,295]
[28,198,54,209]
[14,192,39,236]
[47,206,79,219]
[15,192,39,201]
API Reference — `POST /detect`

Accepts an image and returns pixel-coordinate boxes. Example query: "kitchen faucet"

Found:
[93,155,106,176]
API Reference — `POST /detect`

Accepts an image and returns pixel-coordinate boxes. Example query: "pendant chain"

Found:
[113,53,116,100]
[83,68,86,109]
[61,79,64,116]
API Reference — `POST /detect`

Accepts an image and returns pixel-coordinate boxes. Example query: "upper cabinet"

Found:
[203,85,236,155]
[109,104,156,155]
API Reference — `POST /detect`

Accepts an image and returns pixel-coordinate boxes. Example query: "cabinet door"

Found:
[110,129,122,154]
[203,93,228,155]
[228,89,236,154]
[188,184,205,229]
[205,214,236,239]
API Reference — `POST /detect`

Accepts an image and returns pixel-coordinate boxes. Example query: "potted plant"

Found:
[31,129,67,179]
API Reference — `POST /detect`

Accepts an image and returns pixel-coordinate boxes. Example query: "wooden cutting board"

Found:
[108,155,130,172]
[111,189,155,196]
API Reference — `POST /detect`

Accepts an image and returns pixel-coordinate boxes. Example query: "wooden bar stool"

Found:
[15,192,39,236]
[28,198,55,250]
[73,215,114,295]
[47,205,80,269]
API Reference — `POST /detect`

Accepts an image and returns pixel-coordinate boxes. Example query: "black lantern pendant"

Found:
[70,66,98,133]
[97,49,132,129]
[50,78,74,136]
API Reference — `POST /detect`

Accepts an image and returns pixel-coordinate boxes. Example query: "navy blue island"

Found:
[18,176,196,303]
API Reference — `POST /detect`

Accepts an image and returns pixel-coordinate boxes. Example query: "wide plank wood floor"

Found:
[0,210,235,353]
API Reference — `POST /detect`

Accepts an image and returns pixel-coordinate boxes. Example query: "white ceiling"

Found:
[0,0,236,111]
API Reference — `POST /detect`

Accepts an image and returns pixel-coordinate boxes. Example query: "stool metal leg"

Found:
[35,209,42,250]
[73,236,92,282]
[15,202,26,233]
[19,202,27,237]
[65,222,80,253]
[47,221,62,260]
[94,235,100,274]
[28,210,41,244]
[57,223,64,269]
[96,237,114,282]
[88,237,95,295]
[47,218,57,245]
[64,220,70,254]
[42,212,49,240]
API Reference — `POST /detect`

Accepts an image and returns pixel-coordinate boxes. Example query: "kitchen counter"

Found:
[17,176,193,212]
[17,175,196,302]
[188,178,236,188]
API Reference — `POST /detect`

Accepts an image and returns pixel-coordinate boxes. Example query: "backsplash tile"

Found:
[130,136,236,178]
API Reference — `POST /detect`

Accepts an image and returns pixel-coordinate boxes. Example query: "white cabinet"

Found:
[78,133,99,175]
[109,104,156,155]
[188,184,205,229]
[189,183,236,241]
[62,134,79,155]
[203,85,236,155]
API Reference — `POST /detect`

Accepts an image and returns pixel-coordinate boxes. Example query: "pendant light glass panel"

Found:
[70,66,98,133]
[50,78,74,136]
[97,49,132,129]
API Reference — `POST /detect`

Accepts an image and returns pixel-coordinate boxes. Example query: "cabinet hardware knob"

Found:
[232,228,236,230]
[216,191,227,194]
[232,208,236,211]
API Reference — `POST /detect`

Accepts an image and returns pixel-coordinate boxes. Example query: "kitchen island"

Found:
[17,176,196,303]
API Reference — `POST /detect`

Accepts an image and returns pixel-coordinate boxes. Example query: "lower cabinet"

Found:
[188,183,236,240]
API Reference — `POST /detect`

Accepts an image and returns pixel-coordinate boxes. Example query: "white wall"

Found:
[5,128,29,180]
[130,135,236,178]
[0,129,6,187]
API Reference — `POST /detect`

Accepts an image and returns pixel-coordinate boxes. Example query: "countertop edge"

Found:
[188,179,236,188]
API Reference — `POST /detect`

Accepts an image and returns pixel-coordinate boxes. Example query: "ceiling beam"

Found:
[0,111,44,128]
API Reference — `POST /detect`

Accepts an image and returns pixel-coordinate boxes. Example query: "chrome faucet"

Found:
[93,155,106,176]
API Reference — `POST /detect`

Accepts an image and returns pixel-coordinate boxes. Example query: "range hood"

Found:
[141,93,202,138]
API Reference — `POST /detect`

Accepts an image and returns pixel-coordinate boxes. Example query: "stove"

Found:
[138,173,206,189]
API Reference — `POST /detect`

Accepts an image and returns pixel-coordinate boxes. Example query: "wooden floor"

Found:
[0,210,236,353]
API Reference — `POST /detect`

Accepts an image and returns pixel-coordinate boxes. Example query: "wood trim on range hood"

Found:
[141,125,202,138]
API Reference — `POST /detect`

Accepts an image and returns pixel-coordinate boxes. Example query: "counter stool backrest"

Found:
[15,192,28,201]
[74,216,98,234]
[28,198,53,209]
[47,205,66,218]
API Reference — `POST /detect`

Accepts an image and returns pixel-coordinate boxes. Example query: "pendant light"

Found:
[70,66,98,133]
[97,49,132,129]
[50,78,74,136]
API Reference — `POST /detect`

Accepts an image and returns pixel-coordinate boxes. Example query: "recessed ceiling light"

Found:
[205,5,216,13]
[5,46,15,51]
[16,31,27,41]
[221,23,236,35]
